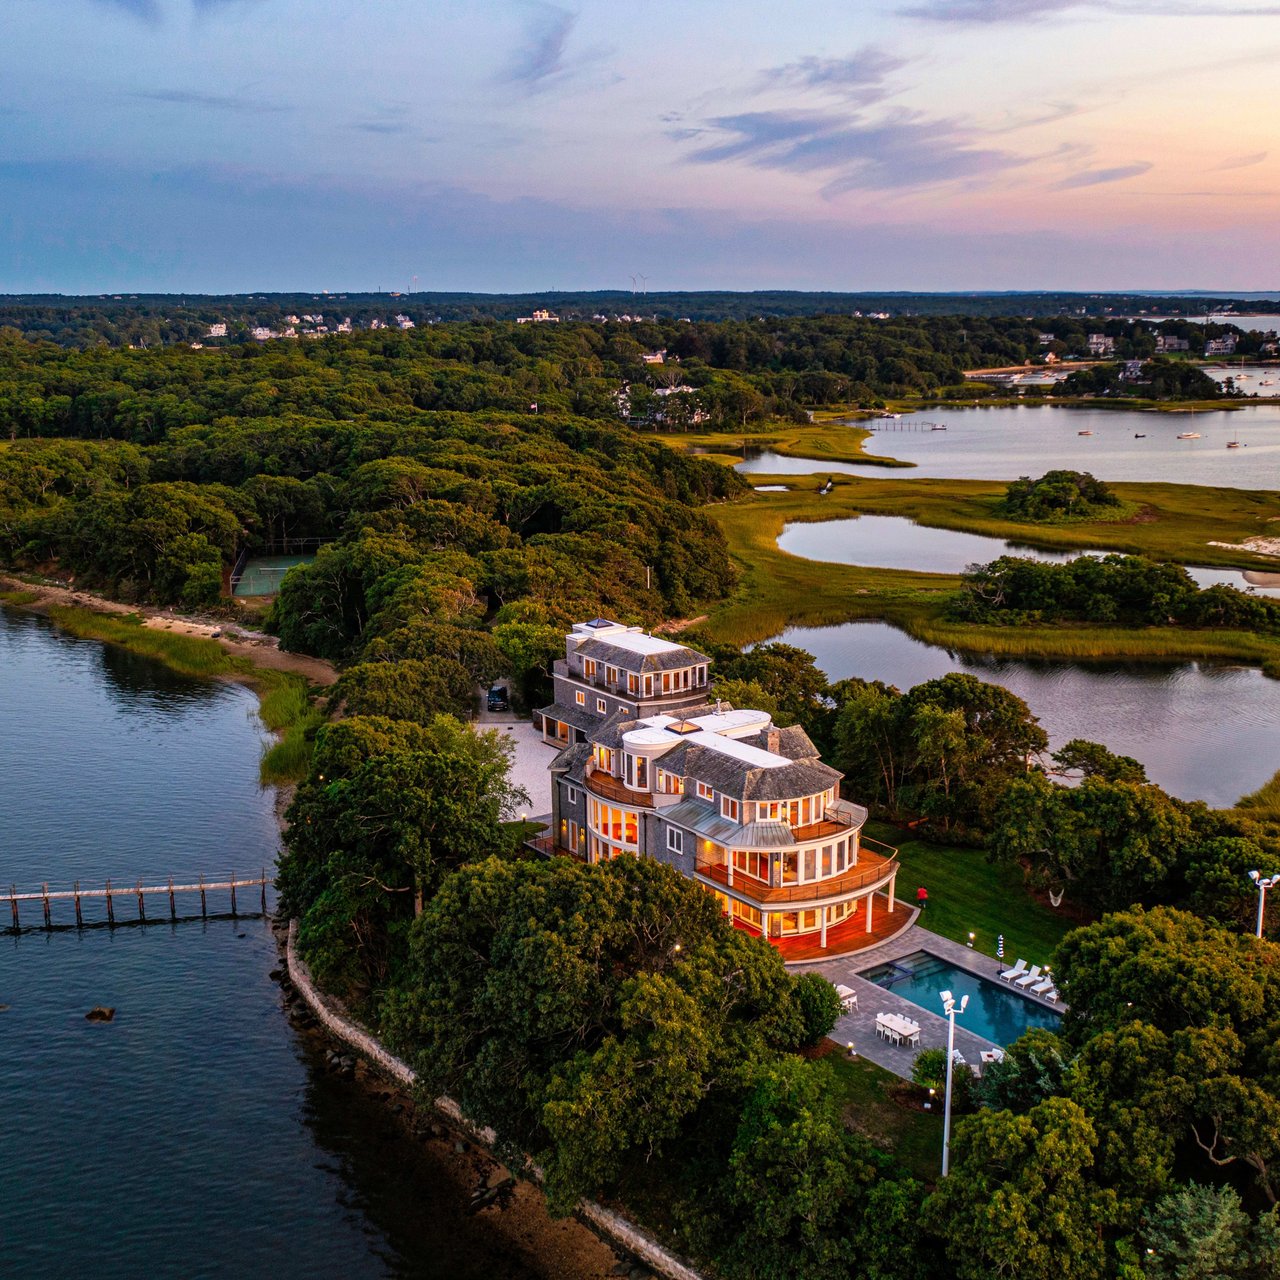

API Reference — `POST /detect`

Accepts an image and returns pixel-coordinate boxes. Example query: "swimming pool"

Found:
[859,949,1060,1045]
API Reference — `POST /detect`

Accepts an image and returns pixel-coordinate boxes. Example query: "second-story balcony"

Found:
[695,840,898,907]
[584,761,654,808]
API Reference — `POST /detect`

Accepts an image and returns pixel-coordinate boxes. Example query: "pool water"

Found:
[859,949,1060,1045]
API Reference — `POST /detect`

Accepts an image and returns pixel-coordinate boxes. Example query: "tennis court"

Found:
[232,554,312,597]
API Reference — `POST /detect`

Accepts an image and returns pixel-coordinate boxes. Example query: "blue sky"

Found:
[2,0,1278,292]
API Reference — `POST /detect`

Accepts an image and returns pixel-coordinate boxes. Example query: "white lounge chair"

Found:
[999,959,1028,983]
[1015,964,1043,989]
[1030,977,1055,997]
[1041,986,1060,1004]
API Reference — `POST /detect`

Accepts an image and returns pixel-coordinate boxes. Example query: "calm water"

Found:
[736,403,1280,487]
[859,950,1060,1045]
[0,607,537,1279]
[776,513,1280,596]
[774,619,1280,807]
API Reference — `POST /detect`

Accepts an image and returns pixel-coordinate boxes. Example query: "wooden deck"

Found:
[732,895,916,963]
[584,766,654,808]
[696,848,897,907]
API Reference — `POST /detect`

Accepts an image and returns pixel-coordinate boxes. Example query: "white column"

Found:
[865,892,874,933]
[820,907,828,947]
[888,873,896,913]
[727,851,734,887]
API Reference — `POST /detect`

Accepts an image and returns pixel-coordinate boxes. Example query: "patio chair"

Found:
[1014,964,1044,988]
[1030,977,1055,997]
[1041,986,1060,1004]
[999,958,1028,983]
[836,984,859,1012]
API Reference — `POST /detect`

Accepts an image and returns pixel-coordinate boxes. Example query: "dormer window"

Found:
[721,796,740,822]
[696,781,714,802]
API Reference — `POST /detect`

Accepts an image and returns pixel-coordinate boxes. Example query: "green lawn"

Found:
[872,822,1078,966]
[818,1052,943,1182]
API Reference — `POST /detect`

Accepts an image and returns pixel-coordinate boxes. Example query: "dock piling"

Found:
[199,873,206,919]
[9,885,16,930]
[74,881,82,928]
[136,879,145,922]
[105,879,114,926]
[230,871,237,918]
[168,876,176,922]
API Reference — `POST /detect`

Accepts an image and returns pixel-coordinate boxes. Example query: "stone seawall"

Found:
[286,920,703,1280]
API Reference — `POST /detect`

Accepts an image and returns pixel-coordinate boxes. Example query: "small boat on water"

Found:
[1177,431,1201,440]
[931,424,947,431]
[1078,430,1094,436]
[1134,433,1147,438]
[1227,440,1242,448]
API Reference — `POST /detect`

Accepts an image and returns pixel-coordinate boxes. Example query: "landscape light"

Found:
[967,932,975,948]
[939,990,968,1175]
[1248,870,1279,937]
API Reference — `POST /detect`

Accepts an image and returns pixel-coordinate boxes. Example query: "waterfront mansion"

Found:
[536,620,906,958]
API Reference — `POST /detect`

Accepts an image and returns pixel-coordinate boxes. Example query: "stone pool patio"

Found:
[792,925,1063,1081]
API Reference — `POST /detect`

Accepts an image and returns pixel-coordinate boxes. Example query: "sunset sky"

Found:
[3,0,1279,292]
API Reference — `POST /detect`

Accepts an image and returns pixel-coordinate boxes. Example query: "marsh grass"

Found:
[700,470,1280,672]
[38,604,324,784]
[44,606,237,677]
[0,589,41,606]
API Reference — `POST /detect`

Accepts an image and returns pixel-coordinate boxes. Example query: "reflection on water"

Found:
[775,619,1280,808]
[777,514,1088,574]
[776,514,1280,597]
[0,606,538,1278]
[736,403,1280,487]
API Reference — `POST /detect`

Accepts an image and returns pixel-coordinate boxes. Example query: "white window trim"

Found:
[575,691,586,706]
[566,785,579,804]
[596,697,607,714]
[666,828,684,854]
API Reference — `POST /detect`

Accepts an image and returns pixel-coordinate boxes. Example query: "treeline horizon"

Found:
[1,289,1278,349]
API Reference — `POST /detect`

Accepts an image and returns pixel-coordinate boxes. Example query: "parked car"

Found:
[486,685,510,713]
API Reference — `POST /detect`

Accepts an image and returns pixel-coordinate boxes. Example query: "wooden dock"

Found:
[6,872,272,931]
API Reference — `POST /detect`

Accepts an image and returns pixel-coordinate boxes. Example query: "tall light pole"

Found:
[1249,870,1279,938]
[940,989,969,1177]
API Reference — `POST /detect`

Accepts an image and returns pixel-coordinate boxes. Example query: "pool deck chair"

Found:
[1014,965,1043,989]
[1030,977,1055,997]
[999,959,1028,983]
[1041,986,1060,1004]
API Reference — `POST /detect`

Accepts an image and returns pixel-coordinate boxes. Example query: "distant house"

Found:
[1205,336,1238,357]
[250,327,277,341]
[337,318,353,333]
[517,309,560,324]
[394,314,415,330]
[641,350,667,365]
[1155,335,1190,354]
[1037,332,1056,346]
[1087,333,1116,356]
[283,315,301,326]
[1120,360,1146,382]
[206,323,227,338]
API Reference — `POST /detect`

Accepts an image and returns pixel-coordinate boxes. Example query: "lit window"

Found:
[696,781,714,802]
[721,796,740,822]
[596,698,607,714]
[575,691,586,706]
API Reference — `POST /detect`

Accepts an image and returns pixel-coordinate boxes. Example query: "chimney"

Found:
[766,729,780,755]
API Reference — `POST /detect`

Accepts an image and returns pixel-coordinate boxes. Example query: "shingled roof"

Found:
[573,635,710,674]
